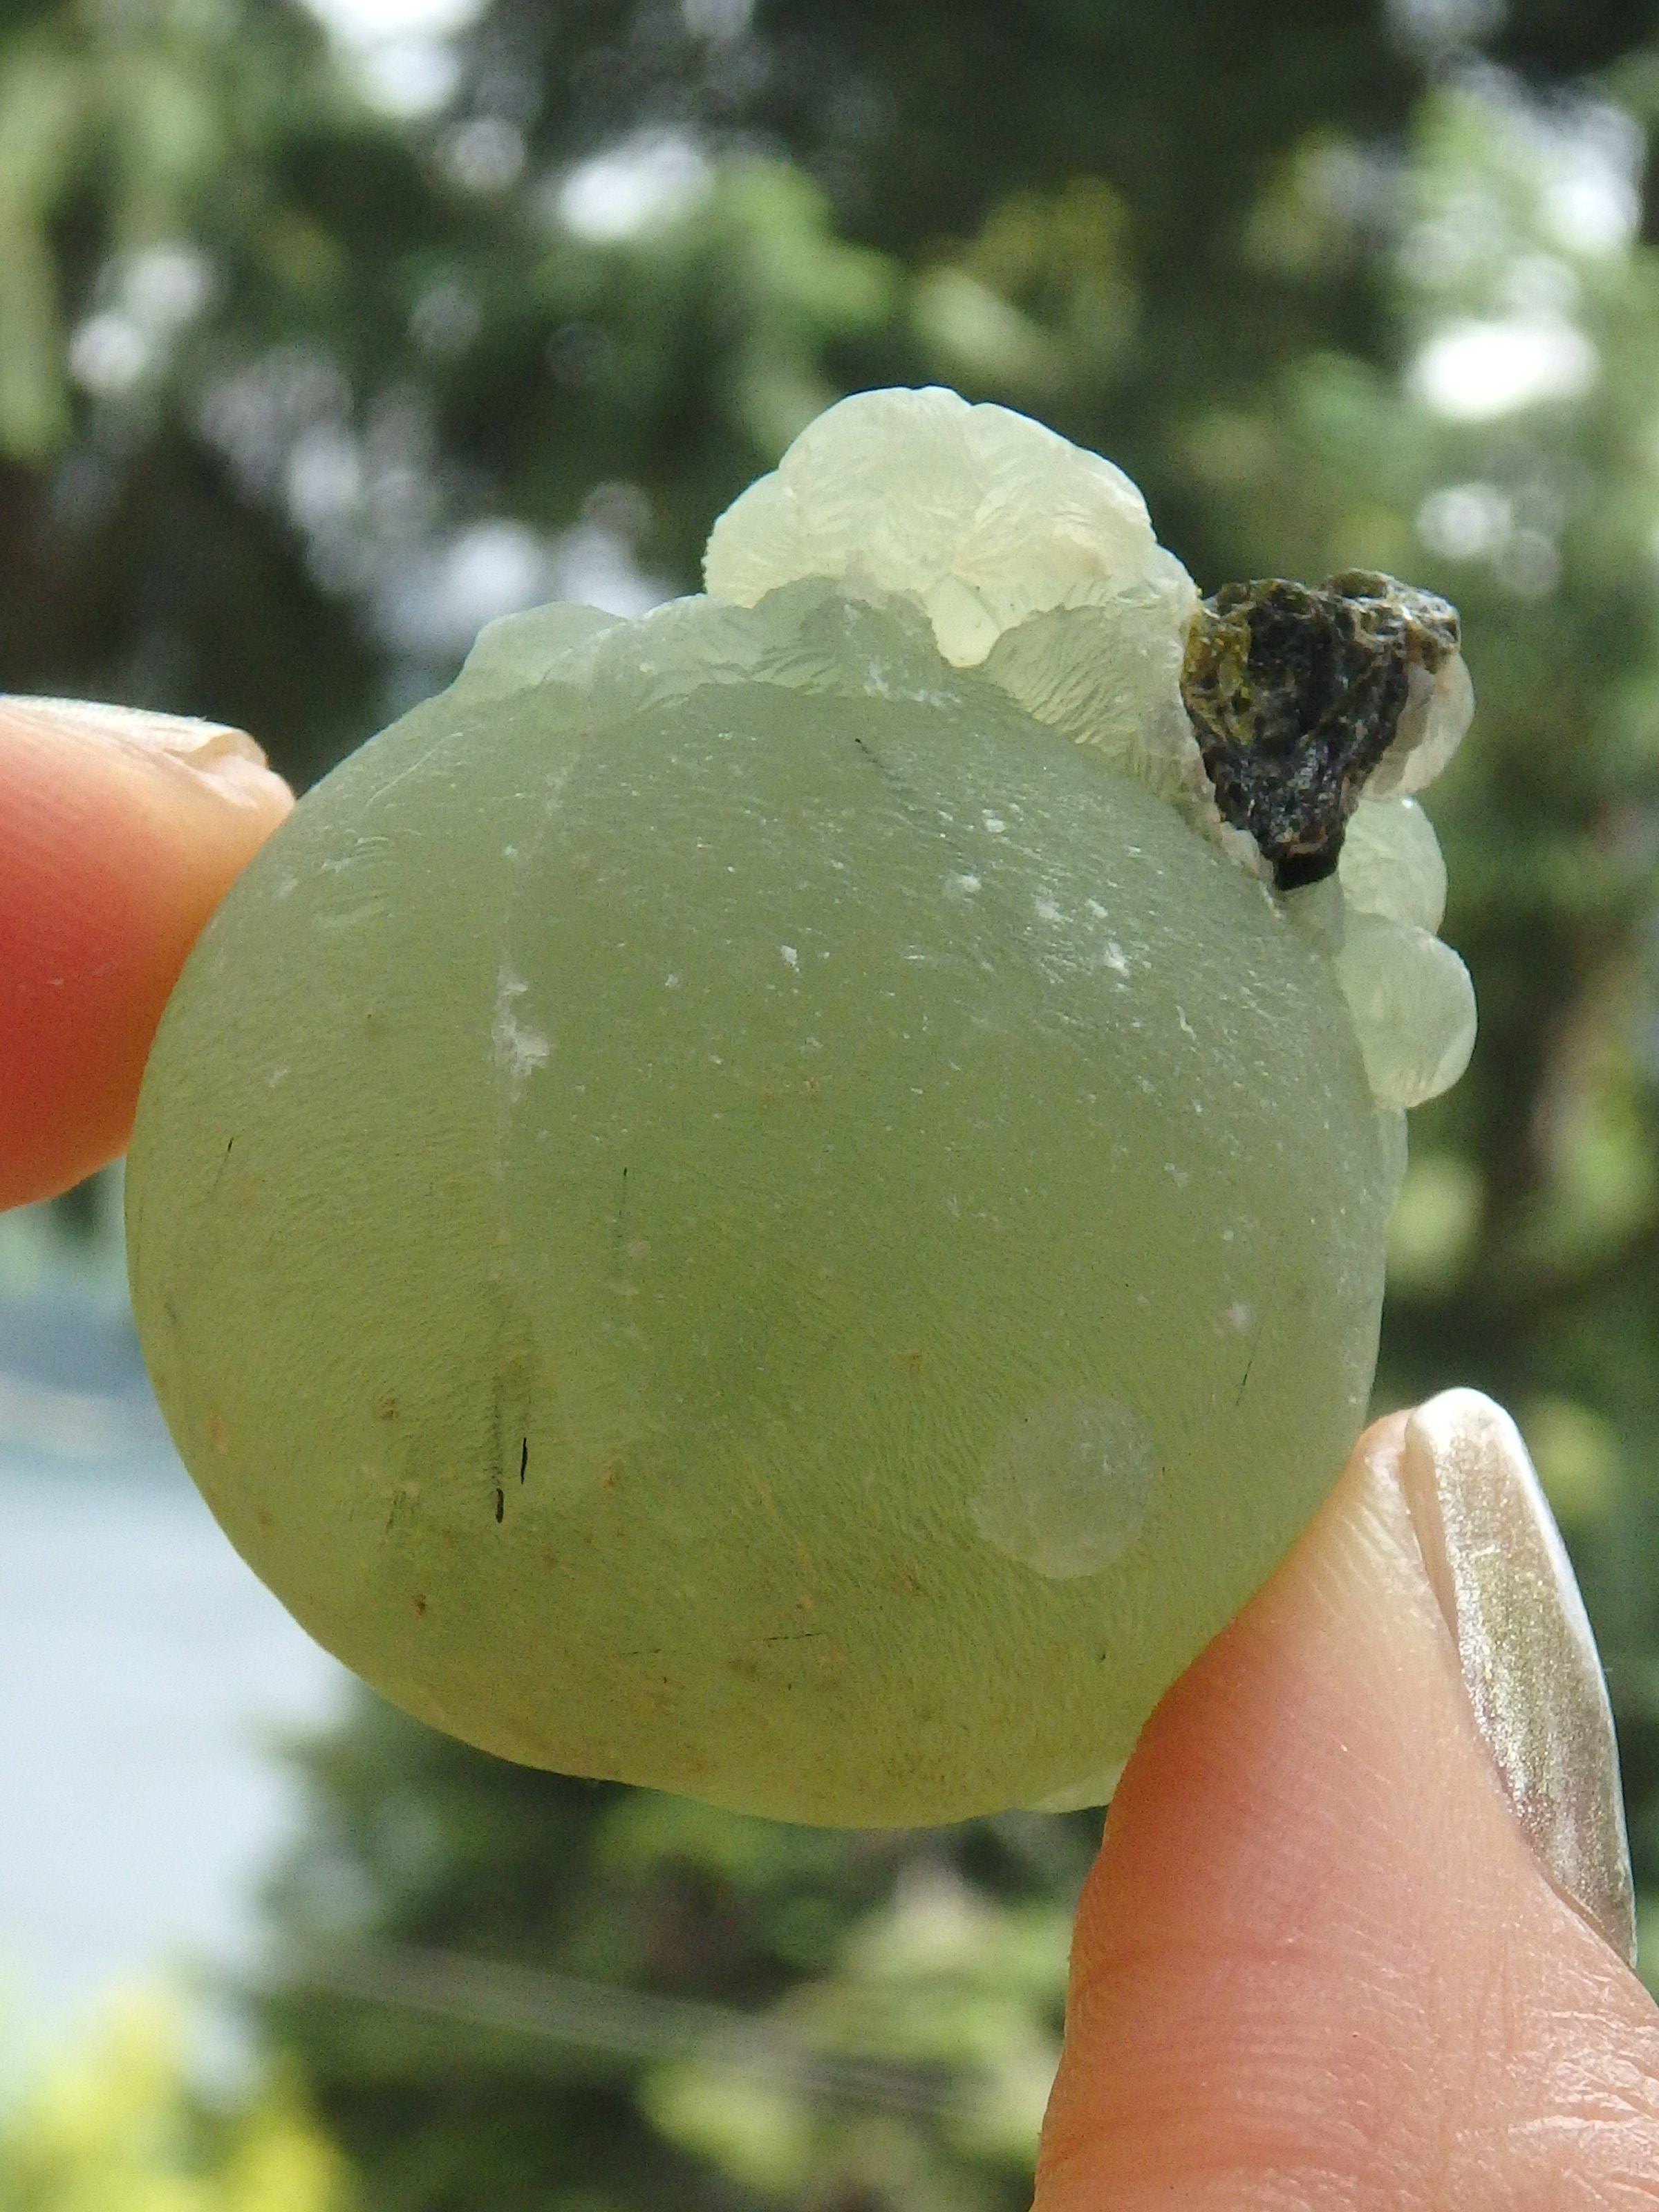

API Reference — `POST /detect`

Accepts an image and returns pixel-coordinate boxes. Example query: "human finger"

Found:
[1034,1391,1659,2210]
[0,695,292,1209]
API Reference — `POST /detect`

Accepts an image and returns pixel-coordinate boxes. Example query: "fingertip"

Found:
[1035,1409,1659,2209]
[0,695,294,1210]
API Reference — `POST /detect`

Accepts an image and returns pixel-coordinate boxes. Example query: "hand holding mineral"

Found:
[3,653,1656,2211]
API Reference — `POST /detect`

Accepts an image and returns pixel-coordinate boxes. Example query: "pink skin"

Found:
[0,695,292,1208]
[1037,1417,1659,2209]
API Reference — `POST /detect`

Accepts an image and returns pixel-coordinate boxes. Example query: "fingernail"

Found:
[0,695,288,805]
[1398,1387,1637,1965]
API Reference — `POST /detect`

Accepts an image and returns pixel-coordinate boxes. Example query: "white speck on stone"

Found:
[1224,1302,1253,1333]
[1176,1006,1197,1040]
[1102,939,1132,977]
[492,960,551,1096]
[267,1066,290,1089]
[665,972,682,989]
[780,944,800,971]
[1034,897,1063,924]
[982,812,1007,835]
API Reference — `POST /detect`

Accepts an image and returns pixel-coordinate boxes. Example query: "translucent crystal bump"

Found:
[1336,913,1477,1108]
[1338,796,1448,933]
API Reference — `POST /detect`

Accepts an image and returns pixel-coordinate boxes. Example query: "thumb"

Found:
[1035,1391,1659,2211]
[0,696,292,1210]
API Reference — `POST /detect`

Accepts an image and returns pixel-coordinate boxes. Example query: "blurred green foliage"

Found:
[8,0,1659,2203]
[0,1994,348,2212]
[258,1703,1091,2210]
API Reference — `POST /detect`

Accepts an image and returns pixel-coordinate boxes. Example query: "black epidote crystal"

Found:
[1179,570,1461,890]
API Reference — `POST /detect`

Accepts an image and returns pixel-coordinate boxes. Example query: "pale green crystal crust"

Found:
[126,388,1474,1826]
[707,387,1478,1111]
[706,385,1203,796]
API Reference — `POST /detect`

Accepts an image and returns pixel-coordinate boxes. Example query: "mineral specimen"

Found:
[125,387,1477,1824]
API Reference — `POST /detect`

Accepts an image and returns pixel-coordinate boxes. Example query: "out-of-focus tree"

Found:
[258,1699,1090,2211]
[0,0,418,773]
[11,2,1659,2206]
[0,0,1431,784]
[0,1994,349,2212]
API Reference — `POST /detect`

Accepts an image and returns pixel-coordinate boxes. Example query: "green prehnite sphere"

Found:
[126,391,1473,1824]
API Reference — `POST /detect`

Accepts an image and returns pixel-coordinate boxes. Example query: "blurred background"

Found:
[3,0,1659,2203]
